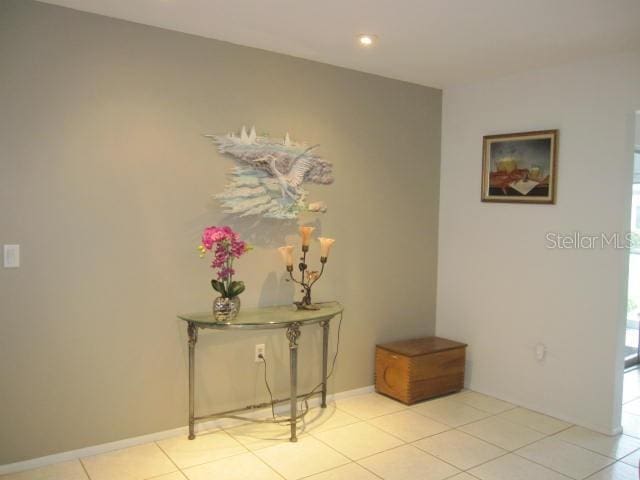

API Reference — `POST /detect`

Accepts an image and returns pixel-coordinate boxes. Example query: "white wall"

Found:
[437,51,640,434]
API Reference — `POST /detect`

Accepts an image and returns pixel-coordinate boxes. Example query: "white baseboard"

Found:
[0,384,375,475]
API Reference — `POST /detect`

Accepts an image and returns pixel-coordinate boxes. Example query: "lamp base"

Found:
[294,301,320,311]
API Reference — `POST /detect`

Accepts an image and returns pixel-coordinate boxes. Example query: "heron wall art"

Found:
[206,127,335,220]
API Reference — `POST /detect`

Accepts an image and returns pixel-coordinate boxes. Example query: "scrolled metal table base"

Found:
[186,317,331,442]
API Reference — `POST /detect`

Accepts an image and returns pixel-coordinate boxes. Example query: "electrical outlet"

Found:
[255,344,266,362]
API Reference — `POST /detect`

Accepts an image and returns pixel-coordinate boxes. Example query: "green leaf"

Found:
[227,280,245,298]
[211,279,227,297]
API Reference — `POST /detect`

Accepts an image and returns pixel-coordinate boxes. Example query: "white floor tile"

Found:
[81,443,176,480]
[469,453,571,480]
[414,429,506,470]
[303,406,361,434]
[225,421,308,451]
[182,452,282,480]
[411,397,491,427]
[620,447,640,467]
[303,463,379,480]
[335,393,406,419]
[156,429,247,468]
[254,436,349,480]
[17,388,640,480]
[622,412,640,439]
[516,437,614,479]
[496,407,572,434]
[368,410,450,442]
[623,370,640,404]
[358,445,460,480]
[312,422,403,460]
[452,391,516,414]
[586,462,639,480]
[554,426,640,459]
[0,460,88,480]
[151,473,187,480]
[459,416,545,451]
[624,399,640,416]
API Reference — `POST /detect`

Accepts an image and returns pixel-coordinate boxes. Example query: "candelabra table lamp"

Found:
[279,227,335,310]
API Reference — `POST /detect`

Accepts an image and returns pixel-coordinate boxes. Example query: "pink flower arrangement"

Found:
[198,226,250,298]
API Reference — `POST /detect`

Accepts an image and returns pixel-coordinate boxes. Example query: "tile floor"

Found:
[5,374,640,480]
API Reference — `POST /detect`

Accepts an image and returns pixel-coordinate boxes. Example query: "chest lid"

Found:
[377,336,467,357]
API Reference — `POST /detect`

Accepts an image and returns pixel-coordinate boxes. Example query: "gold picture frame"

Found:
[481,130,558,204]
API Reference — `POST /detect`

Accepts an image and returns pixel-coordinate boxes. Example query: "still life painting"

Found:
[481,130,558,204]
[207,126,334,220]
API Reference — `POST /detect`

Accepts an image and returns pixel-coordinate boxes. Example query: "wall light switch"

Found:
[3,244,20,268]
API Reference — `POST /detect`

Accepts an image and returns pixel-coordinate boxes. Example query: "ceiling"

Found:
[39,0,640,88]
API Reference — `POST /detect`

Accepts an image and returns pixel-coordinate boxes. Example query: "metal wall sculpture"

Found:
[207,127,334,219]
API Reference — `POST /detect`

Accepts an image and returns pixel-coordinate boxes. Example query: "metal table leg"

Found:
[320,320,330,408]
[188,322,198,440]
[286,322,301,442]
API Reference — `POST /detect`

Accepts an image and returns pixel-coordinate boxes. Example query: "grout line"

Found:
[162,448,249,472]
[78,458,92,480]
[504,424,608,478]
[411,434,511,471]
[320,393,564,473]
[152,441,186,478]
[572,459,623,480]
[462,451,512,474]
[9,389,626,480]
[544,430,640,461]
[296,462,384,480]
[247,449,287,480]
[510,449,602,479]
[313,388,639,478]
[352,463,386,480]
[308,417,467,475]
[303,422,396,471]
[409,402,494,427]
[145,470,187,480]
[458,434,574,478]
[318,392,602,478]
[454,425,544,454]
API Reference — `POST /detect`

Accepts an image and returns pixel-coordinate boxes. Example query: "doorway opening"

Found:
[625,112,640,370]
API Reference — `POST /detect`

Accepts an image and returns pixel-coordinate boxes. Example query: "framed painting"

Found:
[481,129,558,204]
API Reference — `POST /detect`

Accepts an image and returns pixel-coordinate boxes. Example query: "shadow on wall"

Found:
[258,271,295,307]
[221,214,297,247]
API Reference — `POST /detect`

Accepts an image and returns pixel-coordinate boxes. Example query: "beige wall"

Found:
[437,51,640,434]
[0,0,441,464]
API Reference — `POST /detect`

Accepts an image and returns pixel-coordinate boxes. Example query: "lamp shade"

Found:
[278,245,294,266]
[299,226,315,247]
[318,237,335,258]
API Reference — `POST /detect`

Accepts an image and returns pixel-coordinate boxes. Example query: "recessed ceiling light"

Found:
[357,34,377,47]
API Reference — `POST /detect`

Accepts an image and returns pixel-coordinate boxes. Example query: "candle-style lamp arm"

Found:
[282,230,332,310]
[285,255,326,311]
[308,261,326,289]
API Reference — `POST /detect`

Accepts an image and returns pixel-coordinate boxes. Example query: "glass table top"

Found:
[178,301,343,329]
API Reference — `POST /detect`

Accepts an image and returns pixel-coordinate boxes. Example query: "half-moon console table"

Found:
[177,301,343,442]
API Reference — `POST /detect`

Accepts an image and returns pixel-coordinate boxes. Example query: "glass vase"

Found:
[213,296,241,322]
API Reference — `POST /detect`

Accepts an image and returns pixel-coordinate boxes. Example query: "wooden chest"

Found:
[375,337,467,405]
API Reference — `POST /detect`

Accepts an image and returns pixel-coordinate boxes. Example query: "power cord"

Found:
[259,352,278,421]
[258,310,343,425]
